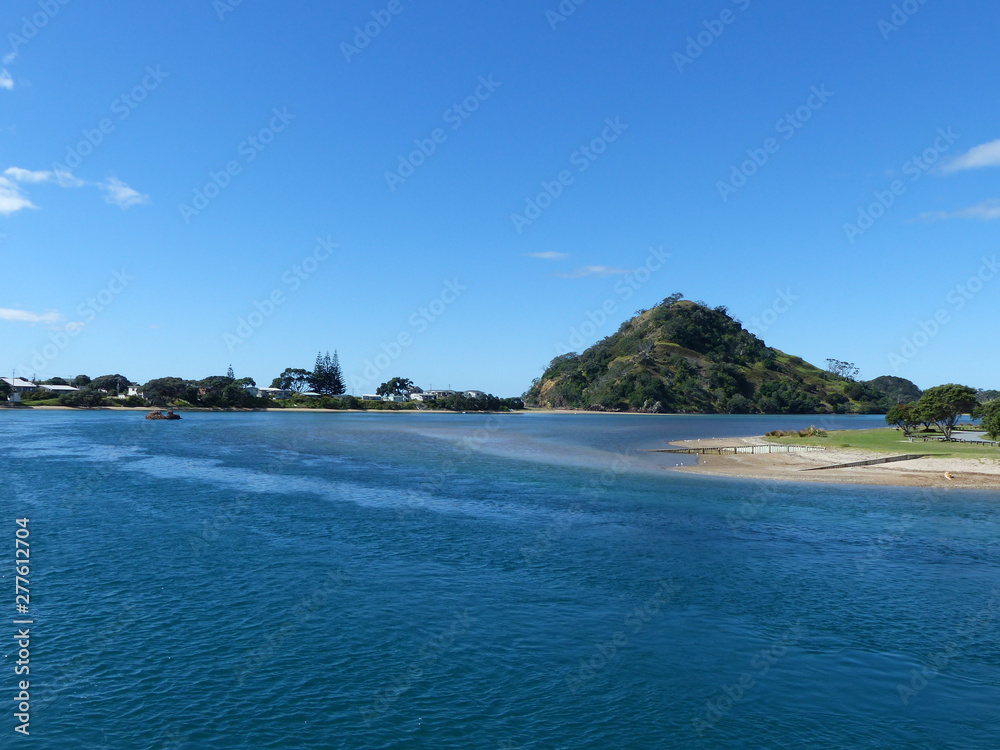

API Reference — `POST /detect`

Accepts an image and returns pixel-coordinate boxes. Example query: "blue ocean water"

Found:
[3,410,999,749]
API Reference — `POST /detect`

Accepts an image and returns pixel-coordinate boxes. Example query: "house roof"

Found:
[40,384,80,392]
[1,377,37,388]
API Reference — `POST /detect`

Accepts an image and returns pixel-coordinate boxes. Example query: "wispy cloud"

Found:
[524,251,570,260]
[941,139,1000,174]
[0,176,36,215]
[0,166,148,214]
[919,199,1000,222]
[0,307,63,325]
[554,265,634,279]
[0,69,12,90]
[4,167,85,187]
[101,177,150,208]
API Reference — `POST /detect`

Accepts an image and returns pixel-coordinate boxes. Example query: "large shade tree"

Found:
[377,377,414,397]
[885,402,920,433]
[916,384,978,440]
[271,368,312,393]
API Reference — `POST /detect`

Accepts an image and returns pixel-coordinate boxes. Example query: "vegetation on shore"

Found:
[9,356,524,413]
[765,428,1000,460]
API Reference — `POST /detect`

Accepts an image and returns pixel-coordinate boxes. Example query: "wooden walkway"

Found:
[651,444,826,456]
[801,454,933,472]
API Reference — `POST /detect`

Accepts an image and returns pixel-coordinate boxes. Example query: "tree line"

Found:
[885,383,999,440]
[5,353,523,412]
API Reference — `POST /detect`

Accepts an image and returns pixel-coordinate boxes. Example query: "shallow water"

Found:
[3,410,999,749]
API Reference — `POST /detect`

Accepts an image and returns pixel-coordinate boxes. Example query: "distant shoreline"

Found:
[667,436,1000,489]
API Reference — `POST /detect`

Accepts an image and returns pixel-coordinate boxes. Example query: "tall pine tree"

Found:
[310,351,346,395]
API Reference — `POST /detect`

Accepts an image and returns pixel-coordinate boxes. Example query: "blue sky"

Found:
[1,0,998,396]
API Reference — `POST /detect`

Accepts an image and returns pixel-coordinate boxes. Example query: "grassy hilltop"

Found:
[525,295,909,414]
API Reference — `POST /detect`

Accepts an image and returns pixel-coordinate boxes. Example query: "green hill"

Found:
[525,295,914,414]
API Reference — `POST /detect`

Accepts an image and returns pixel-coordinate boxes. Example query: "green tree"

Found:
[58,390,109,407]
[42,376,69,385]
[826,359,860,381]
[89,374,130,395]
[975,400,1000,440]
[0,379,11,400]
[309,351,345,396]
[142,377,197,406]
[885,403,919,433]
[271,368,312,392]
[376,377,414,397]
[72,375,92,387]
[917,384,978,440]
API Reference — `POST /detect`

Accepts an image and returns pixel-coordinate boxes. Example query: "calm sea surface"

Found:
[3,410,999,749]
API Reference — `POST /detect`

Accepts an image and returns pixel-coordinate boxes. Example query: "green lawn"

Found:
[766,428,1000,460]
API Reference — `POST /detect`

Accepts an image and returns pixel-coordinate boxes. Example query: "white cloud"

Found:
[919,199,1000,222]
[3,51,17,65]
[941,139,1000,174]
[0,176,36,215]
[0,166,147,213]
[554,265,634,279]
[524,251,570,260]
[100,177,150,208]
[0,307,63,325]
[0,69,12,90]
[4,167,85,187]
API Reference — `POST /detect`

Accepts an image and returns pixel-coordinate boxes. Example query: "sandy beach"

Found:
[667,436,1000,489]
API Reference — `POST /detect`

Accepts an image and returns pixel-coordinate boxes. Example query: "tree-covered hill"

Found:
[524,295,915,414]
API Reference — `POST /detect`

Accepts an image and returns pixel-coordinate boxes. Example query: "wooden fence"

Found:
[651,444,826,456]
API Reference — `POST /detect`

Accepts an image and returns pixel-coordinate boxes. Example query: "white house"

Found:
[258,387,293,400]
[1,377,37,402]
[361,394,382,401]
[116,384,146,400]
[382,394,407,403]
[409,393,437,402]
[463,390,487,398]
[426,389,457,398]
